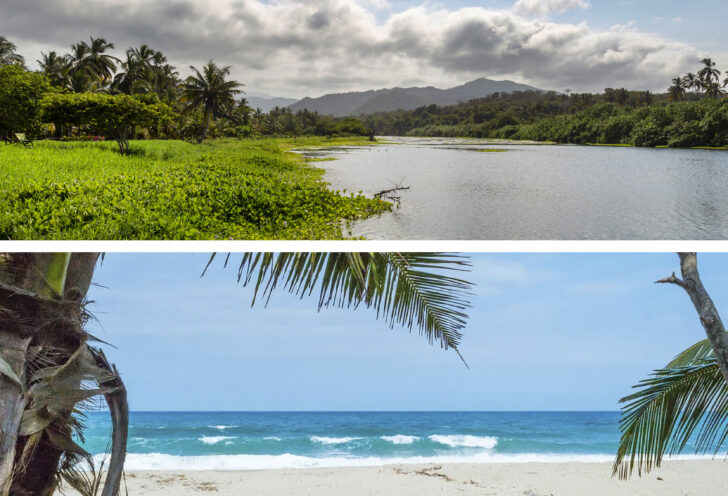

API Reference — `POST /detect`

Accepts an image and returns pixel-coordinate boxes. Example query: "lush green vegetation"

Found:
[361,59,728,147]
[498,99,728,147]
[0,138,389,240]
[0,36,373,143]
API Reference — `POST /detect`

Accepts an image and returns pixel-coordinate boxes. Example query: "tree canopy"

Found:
[0,64,53,139]
[40,92,174,154]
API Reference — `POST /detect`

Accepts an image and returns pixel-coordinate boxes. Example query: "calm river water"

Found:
[313,137,728,240]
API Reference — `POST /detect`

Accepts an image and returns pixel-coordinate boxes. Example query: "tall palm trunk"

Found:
[200,106,212,142]
[0,253,99,496]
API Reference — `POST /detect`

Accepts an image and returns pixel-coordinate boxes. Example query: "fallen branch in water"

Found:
[374,179,410,207]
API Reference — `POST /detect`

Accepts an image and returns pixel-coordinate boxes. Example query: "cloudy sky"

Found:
[2,0,723,99]
[86,252,725,411]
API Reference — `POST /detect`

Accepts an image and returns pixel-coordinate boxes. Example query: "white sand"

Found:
[70,461,727,495]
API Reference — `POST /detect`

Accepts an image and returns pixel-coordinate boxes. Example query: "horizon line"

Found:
[90,409,621,414]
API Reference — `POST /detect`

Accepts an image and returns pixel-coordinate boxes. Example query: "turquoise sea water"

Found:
[79,411,677,470]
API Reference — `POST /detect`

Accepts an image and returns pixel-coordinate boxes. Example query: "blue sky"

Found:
[86,252,725,412]
[3,0,724,96]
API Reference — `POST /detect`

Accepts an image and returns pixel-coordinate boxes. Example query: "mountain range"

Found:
[284,78,542,116]
[245,96,299,113]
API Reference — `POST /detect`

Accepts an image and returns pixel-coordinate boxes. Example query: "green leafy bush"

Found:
[0,139,389,240]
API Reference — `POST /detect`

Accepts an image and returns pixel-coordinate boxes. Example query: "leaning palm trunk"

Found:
[614,252,728,478]
[657,253,728,383]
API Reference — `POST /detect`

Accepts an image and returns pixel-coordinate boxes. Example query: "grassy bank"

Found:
[0,138,388,240]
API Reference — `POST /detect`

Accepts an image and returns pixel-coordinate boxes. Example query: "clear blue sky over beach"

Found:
[86,253,727,412]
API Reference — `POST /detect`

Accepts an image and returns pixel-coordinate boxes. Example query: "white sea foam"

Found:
[381,435,420,445]
[264,436,282,441]
[310,436,361,445]
[116,452,653,471]
[428,435,498,449]
[210,425,235,431]
[199,436,236,445]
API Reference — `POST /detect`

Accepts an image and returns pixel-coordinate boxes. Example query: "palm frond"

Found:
[204,253,474,360]
[668,339,714,368]
[613,358,728,479]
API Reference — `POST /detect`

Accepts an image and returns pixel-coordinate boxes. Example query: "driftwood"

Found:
[374,179,410,207]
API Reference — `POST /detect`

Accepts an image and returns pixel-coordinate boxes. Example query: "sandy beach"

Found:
[69,461,727,495]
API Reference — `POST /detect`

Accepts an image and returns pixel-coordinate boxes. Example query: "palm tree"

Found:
[183,59,243,142]
[128,44,157,69]
[67,37,119,89]
[0,36,24,66]
[613,253,728,479]
[82,37,119,83]
[682,72,701,92]
[112,49,152,96]
[153,63,180,102]
[37,51,73,87]
[667,77,686,102]
[0,252,474,496]
[698,58,721,92]
[703,81,725,99]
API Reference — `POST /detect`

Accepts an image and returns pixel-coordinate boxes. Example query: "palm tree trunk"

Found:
[200,107,212,142]
[0,332,29,496]
[658,253,728,383]
[0,253,99,496]
[15,254,98,496]
[97,355,128,496]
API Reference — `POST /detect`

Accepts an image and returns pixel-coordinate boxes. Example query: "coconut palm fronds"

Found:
[613,349,728,479]
[204,252,474,358]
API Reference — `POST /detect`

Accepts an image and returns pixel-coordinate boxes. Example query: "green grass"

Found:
[0,138,390,240]
[303,157,339,162]
[585,143,635,147]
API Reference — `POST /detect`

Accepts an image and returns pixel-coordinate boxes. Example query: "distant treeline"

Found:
[362,90,728,147]
[360,58,728,147]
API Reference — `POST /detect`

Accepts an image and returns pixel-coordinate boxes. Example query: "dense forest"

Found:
[361,59,728,147]
[0,35,371,145]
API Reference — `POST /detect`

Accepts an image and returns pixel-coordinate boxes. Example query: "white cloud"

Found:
[513,0,591,17]
[0,0,699,97]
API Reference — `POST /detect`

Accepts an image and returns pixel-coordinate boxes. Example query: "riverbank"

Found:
[0,137,388,240]
[69,461,727,495]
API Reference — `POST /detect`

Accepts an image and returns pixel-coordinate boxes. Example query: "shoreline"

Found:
[69,460,727,495]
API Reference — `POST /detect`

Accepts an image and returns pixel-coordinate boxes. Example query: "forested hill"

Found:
[288,78,540,116]
[359,89,728,148]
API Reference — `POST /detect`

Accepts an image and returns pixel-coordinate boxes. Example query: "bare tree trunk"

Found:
[657,252,728,383]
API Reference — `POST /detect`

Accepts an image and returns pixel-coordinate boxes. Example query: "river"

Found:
[311,137,728,240]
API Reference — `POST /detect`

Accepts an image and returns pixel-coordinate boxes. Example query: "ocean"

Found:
[77,411,676,470]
